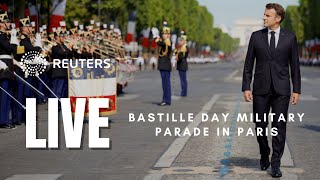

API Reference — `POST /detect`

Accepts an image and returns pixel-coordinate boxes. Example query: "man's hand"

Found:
[0,60,8,70]
[291,93,300,105]
[34,33,42,48]
[10,29,19,45]
[243,90,253,102]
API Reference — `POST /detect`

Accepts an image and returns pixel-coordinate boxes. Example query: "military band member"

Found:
[152,22,172,106]
[19,16,42,99]
[176,31,188,97]
[0,11,18,128]
[51,28,73,102]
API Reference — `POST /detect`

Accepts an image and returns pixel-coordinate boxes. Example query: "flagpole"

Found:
[98,0,101,23]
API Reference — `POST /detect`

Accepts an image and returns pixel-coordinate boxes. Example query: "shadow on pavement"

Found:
[300,124,320,132]
[221,157,259,168]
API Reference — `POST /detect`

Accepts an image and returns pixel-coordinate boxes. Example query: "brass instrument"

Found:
[42,39,56,52]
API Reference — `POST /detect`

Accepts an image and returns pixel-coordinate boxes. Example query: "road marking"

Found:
[225,70,239,81]
[233,76,242,81]
[153,94,221,168]
[5,174,62,180]
[171,95,181,100]
[282,142,294,166]
[143,174,164,180]
[148,166,304,175]
[200,78,212,82]
[219,93,241,177]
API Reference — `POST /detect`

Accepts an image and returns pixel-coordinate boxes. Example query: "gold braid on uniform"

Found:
[179,44,187,58]
[159,38,171,57]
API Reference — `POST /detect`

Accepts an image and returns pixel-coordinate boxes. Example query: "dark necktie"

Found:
[270,31,275,51]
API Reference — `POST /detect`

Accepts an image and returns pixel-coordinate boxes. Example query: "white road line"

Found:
[225,70,239,81]
[171,95,181,100]
[5,174,62,180]
[200,78,212,82]
[282,142,294,166]
[143,174,164,180]
[153,94,221,168]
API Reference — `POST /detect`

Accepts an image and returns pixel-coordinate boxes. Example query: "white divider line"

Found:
[171,95,181,100]
[225,70,239,81]
[143,174,165,180]
[5,174,62,180]
[153,94,221,168]
[282,142,294,167]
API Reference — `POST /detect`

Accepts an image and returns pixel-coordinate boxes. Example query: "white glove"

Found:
[0,60,8,70]
[151,27,159,39]
[10,29,19,45]
[35,33,42,48]
[172,43,176,50]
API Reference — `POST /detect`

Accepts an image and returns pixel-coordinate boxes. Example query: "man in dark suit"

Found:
[242,3,301,178]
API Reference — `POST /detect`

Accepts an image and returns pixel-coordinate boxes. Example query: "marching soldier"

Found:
[51,27,73,103]
[19,16,42,99]
[0,11,18,128]
[176,31,188,97]
[152,21,172,106]
[36,25,50,104]
[11,16,42,125]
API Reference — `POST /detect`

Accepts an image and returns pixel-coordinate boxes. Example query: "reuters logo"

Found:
[21,51,48,76]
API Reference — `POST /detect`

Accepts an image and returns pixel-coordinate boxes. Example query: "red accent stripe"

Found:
[142,38,149,48]
[69,95,116,113]
[125,34,133,44]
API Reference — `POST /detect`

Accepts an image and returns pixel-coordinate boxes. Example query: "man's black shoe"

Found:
[271,167,282,178]
[260,160,270,170]
[8,124,16,129]
[0,124,16,129]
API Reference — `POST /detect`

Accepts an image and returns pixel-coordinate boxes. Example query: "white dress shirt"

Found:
[268,26,280,48]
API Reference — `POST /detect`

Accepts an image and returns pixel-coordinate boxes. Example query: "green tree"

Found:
[282,6,304,44]
[299,0,320,40]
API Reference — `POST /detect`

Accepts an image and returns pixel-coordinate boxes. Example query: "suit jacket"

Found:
[242,27,301,96]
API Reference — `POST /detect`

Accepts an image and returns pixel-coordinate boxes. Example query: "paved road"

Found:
[0,59,319,180]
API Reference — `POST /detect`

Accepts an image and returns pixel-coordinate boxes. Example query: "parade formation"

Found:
[0,8,191,128]
[0,10,141,128]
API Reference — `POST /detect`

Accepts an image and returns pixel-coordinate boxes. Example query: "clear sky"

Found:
[197,0,299,29]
